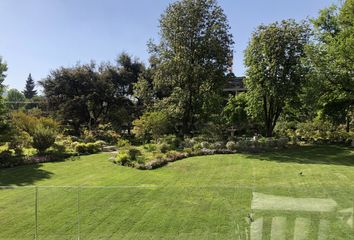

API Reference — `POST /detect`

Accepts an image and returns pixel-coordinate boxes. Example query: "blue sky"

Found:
[1,0,336,91]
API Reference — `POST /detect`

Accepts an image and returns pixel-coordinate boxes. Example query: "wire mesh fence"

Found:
[0,186,353,240]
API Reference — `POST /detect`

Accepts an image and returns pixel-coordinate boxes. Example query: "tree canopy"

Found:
[40,54,144,134]
[307,0,354,131]
[0,57,11,143]
[244,20,310,137]
[6,89,25,110]
[149,0,234,135]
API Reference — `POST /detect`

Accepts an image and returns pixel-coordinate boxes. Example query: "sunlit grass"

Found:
[0,145,353,239]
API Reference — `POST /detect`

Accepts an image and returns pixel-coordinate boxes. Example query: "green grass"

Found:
[0,145,353,239]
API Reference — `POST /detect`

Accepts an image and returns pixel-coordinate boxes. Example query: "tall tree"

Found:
[149,0,234,135]
[40,54,144,134]
[23,73,37,99]
[307,0,354,132]
[6,89,25,110]
[0,57,11,143]
[244,20,310,137]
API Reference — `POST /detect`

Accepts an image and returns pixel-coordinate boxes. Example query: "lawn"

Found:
[0,145,353,239]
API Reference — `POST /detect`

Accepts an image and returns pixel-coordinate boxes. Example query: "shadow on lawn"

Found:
[245,145,354,166]
[0,164,53,186]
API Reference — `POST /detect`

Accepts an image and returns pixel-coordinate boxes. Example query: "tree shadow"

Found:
[244,145,354,167]
[0,164,53,186]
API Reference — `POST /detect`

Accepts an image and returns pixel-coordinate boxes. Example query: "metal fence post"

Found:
[35,186,38,240]
[77,186,81,240]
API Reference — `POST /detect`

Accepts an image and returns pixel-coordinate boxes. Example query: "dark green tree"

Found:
[149,0,234,135]
[244,20,310,137]
[223,93,251,133]
[0,57,11,143]
[307,0,354,132]
[23,73,37,99]
[40,54,144,134]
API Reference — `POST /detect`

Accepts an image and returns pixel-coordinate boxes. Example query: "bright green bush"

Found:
[32,126,56,154]
[132,111,171,142]
[11,111,59,136]
[127,148,142,160]
[94,140,106,148]
[115,152,130,166]
[157,135,181,149]
[52,142,66,153]
[82,124,120,144]
[293,119,353,144]
[117,139,131,148]
[114,147,143,166]
[143,143,157,152]
[86,143,101,154]
[75,142,102,154]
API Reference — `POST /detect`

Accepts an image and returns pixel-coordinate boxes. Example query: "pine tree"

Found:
[23,73,37,99]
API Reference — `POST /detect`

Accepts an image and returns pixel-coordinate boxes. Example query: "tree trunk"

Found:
[346,115,350,133]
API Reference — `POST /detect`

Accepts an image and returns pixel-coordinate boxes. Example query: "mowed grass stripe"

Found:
[0,145,353,239]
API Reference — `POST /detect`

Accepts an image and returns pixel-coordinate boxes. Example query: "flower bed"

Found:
[135,149,237,170]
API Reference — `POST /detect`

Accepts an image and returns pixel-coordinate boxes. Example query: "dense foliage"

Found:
[6,89,25,110]
[306,0,354,132]
[244,20,310,137]
[0,57,13,144]
[1,0,353,168]
[40,53,144,134]
[148,0,234,135]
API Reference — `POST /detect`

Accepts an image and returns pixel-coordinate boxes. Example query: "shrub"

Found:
[75,143,86,154]
[115,147,143,166]
[117,139,131,148]
[86,143,101,154]
[115,152,130,166]
[82,124,120,144]
[157,135,181,150]
[8,130,32,155]
[32,127,56,154]
[181,138,194,148]
[159,143,171,153]
[210,141,225,150]
[226,141,237,150]
[0,150,12,160]
[94,140,106,148]
[193,142,202,149]
[127,147,142,160]
[75,142,102,154]
[183,148,193,155]
[236,138,255,151]
[153,153,165,160]
[277,137,289,149]
[199,121,224,141]
[82,129,95,143]
[11,111,59,136]
[200,141,210,149]
[52,143,66,153]
[0,150,22,168]
[143,143,157,152]
[132,111,171,142]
